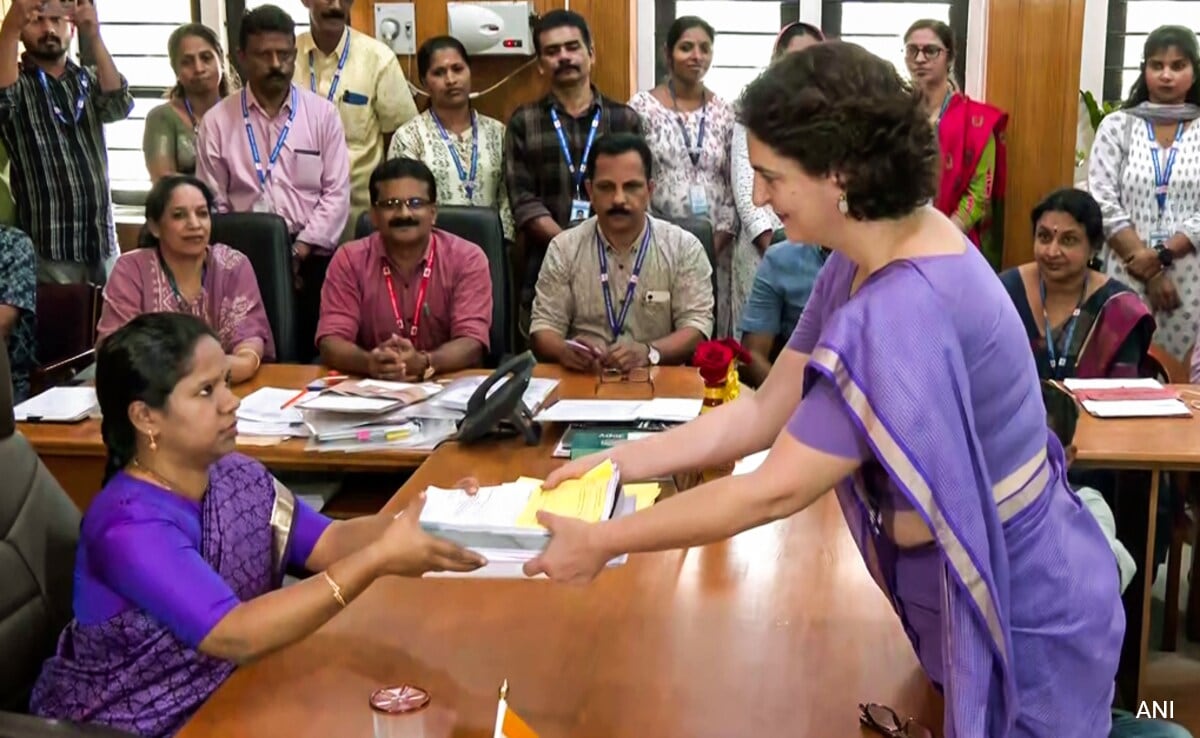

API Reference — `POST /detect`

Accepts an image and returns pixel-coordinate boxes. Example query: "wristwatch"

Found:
[1155,242,1175,268]
[421,352,436,380]
[646,343,661,366]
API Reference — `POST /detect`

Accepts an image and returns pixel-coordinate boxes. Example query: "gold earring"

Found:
[148,432,157,452]
[837,194,850,216]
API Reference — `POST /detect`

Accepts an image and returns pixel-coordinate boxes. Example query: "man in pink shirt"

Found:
[317,157,492,380]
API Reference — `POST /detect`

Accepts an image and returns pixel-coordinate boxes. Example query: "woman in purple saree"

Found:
[999,188,1155,381]
[30,313,484,736]
[522,43,1125,737]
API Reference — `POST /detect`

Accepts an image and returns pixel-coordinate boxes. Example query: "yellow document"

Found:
[624,483,663,511]
[514,460,617,528]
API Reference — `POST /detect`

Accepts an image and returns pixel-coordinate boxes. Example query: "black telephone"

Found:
[455,351,542,445]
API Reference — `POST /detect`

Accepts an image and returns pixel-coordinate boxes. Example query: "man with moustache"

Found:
[295,0,417,242]
[530,134,712,372]
[0,0,133,284]
[505,9,641,335]
[195,4,349,360]
[316,157,492,380]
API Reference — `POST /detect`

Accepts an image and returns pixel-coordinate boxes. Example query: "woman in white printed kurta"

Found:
[1089,111,1200,357]
[629,17,736,336]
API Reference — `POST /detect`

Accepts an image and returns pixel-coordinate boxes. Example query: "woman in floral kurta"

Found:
[388,36,514,241]
[629,17,736,336]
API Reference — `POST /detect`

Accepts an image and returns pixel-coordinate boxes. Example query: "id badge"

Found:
[252,192,274,214]
[688,184,709,216]
[1151,231,1169,248]
[569,198,591,223]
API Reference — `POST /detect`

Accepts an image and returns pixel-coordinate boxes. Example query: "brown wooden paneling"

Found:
[985,0,1087,269]
[350,0,636,122]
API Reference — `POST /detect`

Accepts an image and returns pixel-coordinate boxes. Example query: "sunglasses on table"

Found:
[859,703,934,738]
[904,44,945,60]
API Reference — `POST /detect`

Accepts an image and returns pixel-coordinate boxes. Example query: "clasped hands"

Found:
[562,335,649,373]
[1125,245,1182,312]
[367,334,426,381]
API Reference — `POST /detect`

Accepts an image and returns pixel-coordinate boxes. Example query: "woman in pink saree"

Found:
[97,175,274,383]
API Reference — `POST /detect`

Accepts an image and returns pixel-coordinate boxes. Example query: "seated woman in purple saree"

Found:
[96,175,275,384]
[999,188,1155,381]
[520,44,1125,737]
[30,313,485,737]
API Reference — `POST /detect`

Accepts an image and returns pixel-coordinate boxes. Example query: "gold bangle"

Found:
[323,571,347,608]
[235,348,261,372]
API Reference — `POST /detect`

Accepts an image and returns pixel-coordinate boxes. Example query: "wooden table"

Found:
[1072,385,1200,707]
[178,365,943,738]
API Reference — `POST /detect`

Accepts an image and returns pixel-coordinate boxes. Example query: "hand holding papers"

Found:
[376,494,487,577]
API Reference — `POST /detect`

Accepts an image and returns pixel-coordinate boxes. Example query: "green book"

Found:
[569,427,656,459]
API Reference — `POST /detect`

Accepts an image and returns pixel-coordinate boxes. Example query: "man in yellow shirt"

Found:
[296,0,419,242]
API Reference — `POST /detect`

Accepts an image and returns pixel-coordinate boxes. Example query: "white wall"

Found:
[1079,0,1108,97]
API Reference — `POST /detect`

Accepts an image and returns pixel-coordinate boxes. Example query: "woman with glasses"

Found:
[731,21,826,346]
[1090,25,1200,362]
[389,36,514,241]
[629,16,737,335]
[143,24,235,182]
[904,19,1007,270]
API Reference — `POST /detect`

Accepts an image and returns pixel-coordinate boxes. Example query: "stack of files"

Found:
[14,386,98,422]
[235,387,314,437]
[303,417,458,453]
[426,375,560,415]
[418,460,663,577]
[1062,378,1191,418]
[296,378,442,414]
[534,398,702,424]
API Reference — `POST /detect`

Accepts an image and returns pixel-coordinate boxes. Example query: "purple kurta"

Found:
[97,244,276,361]
[786,248,1123,737]
[30,454,331,737]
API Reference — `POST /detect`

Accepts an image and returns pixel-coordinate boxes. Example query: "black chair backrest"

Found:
[661,215,717,312]
[0,346,80,713]
[355,207,512,366]
[210,213,299,362]
[35,283,100,365]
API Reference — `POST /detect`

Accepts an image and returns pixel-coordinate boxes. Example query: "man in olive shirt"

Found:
[530,134,713,372]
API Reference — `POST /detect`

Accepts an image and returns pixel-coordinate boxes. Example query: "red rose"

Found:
[692,341,735,386]
[716,338,751,364]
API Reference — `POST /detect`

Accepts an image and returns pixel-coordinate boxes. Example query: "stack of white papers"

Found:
[533,398,702,424]
[428,375,560,414]
[14,386,97,422]
[1063,378,1192,418]
[297,379,442,414]
[236,387,314,437]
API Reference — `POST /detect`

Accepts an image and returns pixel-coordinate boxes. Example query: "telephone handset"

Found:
[455,351,542,445]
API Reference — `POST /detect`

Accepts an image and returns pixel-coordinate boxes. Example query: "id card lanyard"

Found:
[431,109,479,203]
[667,80,707,168]
[597,220,653,340]
[383,239,438,341]
[243,85,299,193]
[309,30,350,102]
[1148,119,1186,228]
[37,67,88,125]
[550,106,601,200]
[1039,275,1089,379]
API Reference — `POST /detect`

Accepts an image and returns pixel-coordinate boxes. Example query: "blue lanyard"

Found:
[1039,275,1088,379]
[37,67,88,125]
[157,248,207,307]
[936,90,953,125]
[183,97,198,133]
[430,109,479,202]
[549,106,601,199]
[597,220,653,340]
[1148,120,1186,219]
[242,86,298,191]
[309,31,350,103]
[668,81,707,167]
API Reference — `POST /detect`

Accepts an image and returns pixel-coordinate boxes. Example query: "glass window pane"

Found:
[103,24,177,57]
[101,0,191,24]
[1122,69,1141,97]
[107,149,149,184]
[244,0,310,35]
[839,2,950,34]
[676,1,782,34]
[104,118,146,151]
[710,33,776,70]
[1122,34,1148,69]
[1123,1,1200,33]
[841,34,909,76]
[704,66,765,103]
[112,56,178,88]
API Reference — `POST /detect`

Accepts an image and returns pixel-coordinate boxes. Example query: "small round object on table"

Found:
[370,685,431,738]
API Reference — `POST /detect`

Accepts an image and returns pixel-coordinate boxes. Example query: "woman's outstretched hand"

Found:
[522,511,610,584]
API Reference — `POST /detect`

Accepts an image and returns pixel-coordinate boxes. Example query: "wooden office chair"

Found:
[1142,342,1197,650]
[31,282,101,395]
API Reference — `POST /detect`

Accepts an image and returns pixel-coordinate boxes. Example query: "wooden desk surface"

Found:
[1072,384,1200,470]
[179,365,942,737]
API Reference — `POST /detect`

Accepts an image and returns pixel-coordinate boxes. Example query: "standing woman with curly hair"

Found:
[523,42,1124,737]
[143,24,237,182]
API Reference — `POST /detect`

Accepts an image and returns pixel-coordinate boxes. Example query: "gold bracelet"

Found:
[323,571,347,608]
[235,348,261,372]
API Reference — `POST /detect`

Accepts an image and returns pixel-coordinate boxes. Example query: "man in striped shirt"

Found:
[0,0,132,285]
